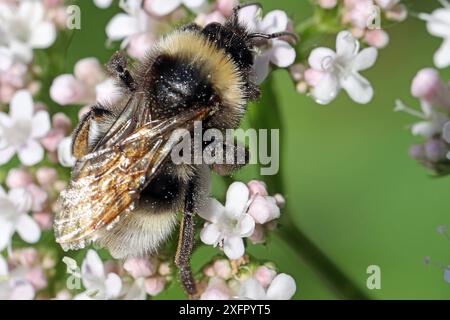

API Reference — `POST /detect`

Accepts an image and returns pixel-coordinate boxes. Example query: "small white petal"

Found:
[94,0,113,9]
[266,273,296,300]
[238,6,260,31]
[225,182,249,218]
[18,140,44,166]
[8,188,32,212]
[425,9,450,38]
[308,47,336,71]
[200,223,221,245]
[105,273,122,298]
[269,40,296,68]
[29,22,56,49]
[341,73,374,104]
[198,198,224,223]
[106,14,141,41]
[183,0,206,10]
[0,47,13,71]
[336,31,359,61]
[16,214,41,244]
[9,40,33,64]
[352,47,378,71]
[10,90,34,121]
[9,280,35,300]
[0,255,7,276]
[239,214,255,237]
[147,0,181,16]
[411,121,439,138]
[57,137,76,167]
[0,146,16,166]
[434,38,450,69]
[82,250,105,288]
[239,278,266,300]
[311,72,339,105]
[223,236,245,260]
[0,221,14,251]
[259,10,288,34]
[31,111,51,139]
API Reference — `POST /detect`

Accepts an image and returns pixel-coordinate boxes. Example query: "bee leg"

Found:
[106,51,137,92]
[180,23,201,32]
[211,140,249,176]
[175,179,198,297]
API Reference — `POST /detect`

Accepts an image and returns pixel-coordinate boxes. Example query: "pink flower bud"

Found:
[26,184,48,212]
[44,0,64,8]
[127,33,156,60]
[411,68,450,111]
[273,193,286,208]
[304,68,324,87]
[158,262,171,276]
[74,58,105,86]
[247,195,280,224]
[385,4,407,22]
[213,259,232,280]
[41,129,65,153]
[15,248,39,267]
[124,257,155,279]
[247,180,268,197]
[6,168,33,189]
[53,112,72,133]
[33,212,53,230]
[249,223,266,244]
[36,167,58,186]
[26,267,48,290]
[364,29,389,49]
[254,266,277,288]
[144,276,166,296]
[200,278,231,300]
[216,0,238,16]
[50,74,90,106]
[203,265,216,277]
[196,11,226,27]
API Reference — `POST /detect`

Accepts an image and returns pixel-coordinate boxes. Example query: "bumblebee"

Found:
[54,3,296,296]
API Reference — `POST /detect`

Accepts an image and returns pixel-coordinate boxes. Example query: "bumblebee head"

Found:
[200,3,298,73]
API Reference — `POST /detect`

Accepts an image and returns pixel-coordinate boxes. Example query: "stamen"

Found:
[394,100,427,119]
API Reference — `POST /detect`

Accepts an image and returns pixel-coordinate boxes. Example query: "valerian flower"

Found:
[0,90,51,166]
[238,6,296,84]
[75,250,123,300]
[419,1,450,69]
[0,0,56,64]
[238,273,296,300]
[199,182,255,260]
[0,185,40,251]
[0,255,35,300]
[308,31,378,105]
[106,0,159,59]
[146,0,207,17]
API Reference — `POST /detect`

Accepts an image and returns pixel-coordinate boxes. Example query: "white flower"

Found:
[146,0,207,16]
[75,250,123,300]
[0,255,35,300]
[94,0,113,9]
[308,31,378,105]
[106,0,156,50]
[0,186,41,251]
[199,182,255,260]
[419,1,450,69]
[238,273,296,300]
[0,0,56,64]
[57,136,76,167]
[238,6,296,84]
[0,90,50,166]
[0,47,13,71]
[395,99,449,138]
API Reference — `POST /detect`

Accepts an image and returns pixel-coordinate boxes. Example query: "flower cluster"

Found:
[62,250,172,300]
[199,257,296,300]
[395,68,450,175]
[199,181,284,260]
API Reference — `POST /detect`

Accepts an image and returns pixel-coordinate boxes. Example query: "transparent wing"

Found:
[54,107,210,251]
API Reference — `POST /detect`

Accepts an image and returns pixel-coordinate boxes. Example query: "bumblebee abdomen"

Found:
[149,54,215,117]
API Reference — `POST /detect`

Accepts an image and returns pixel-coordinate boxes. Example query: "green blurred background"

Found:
[57,0,450,299]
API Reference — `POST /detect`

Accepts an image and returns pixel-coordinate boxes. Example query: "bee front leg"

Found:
[106,51,137,92]
[175,179,198,298]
